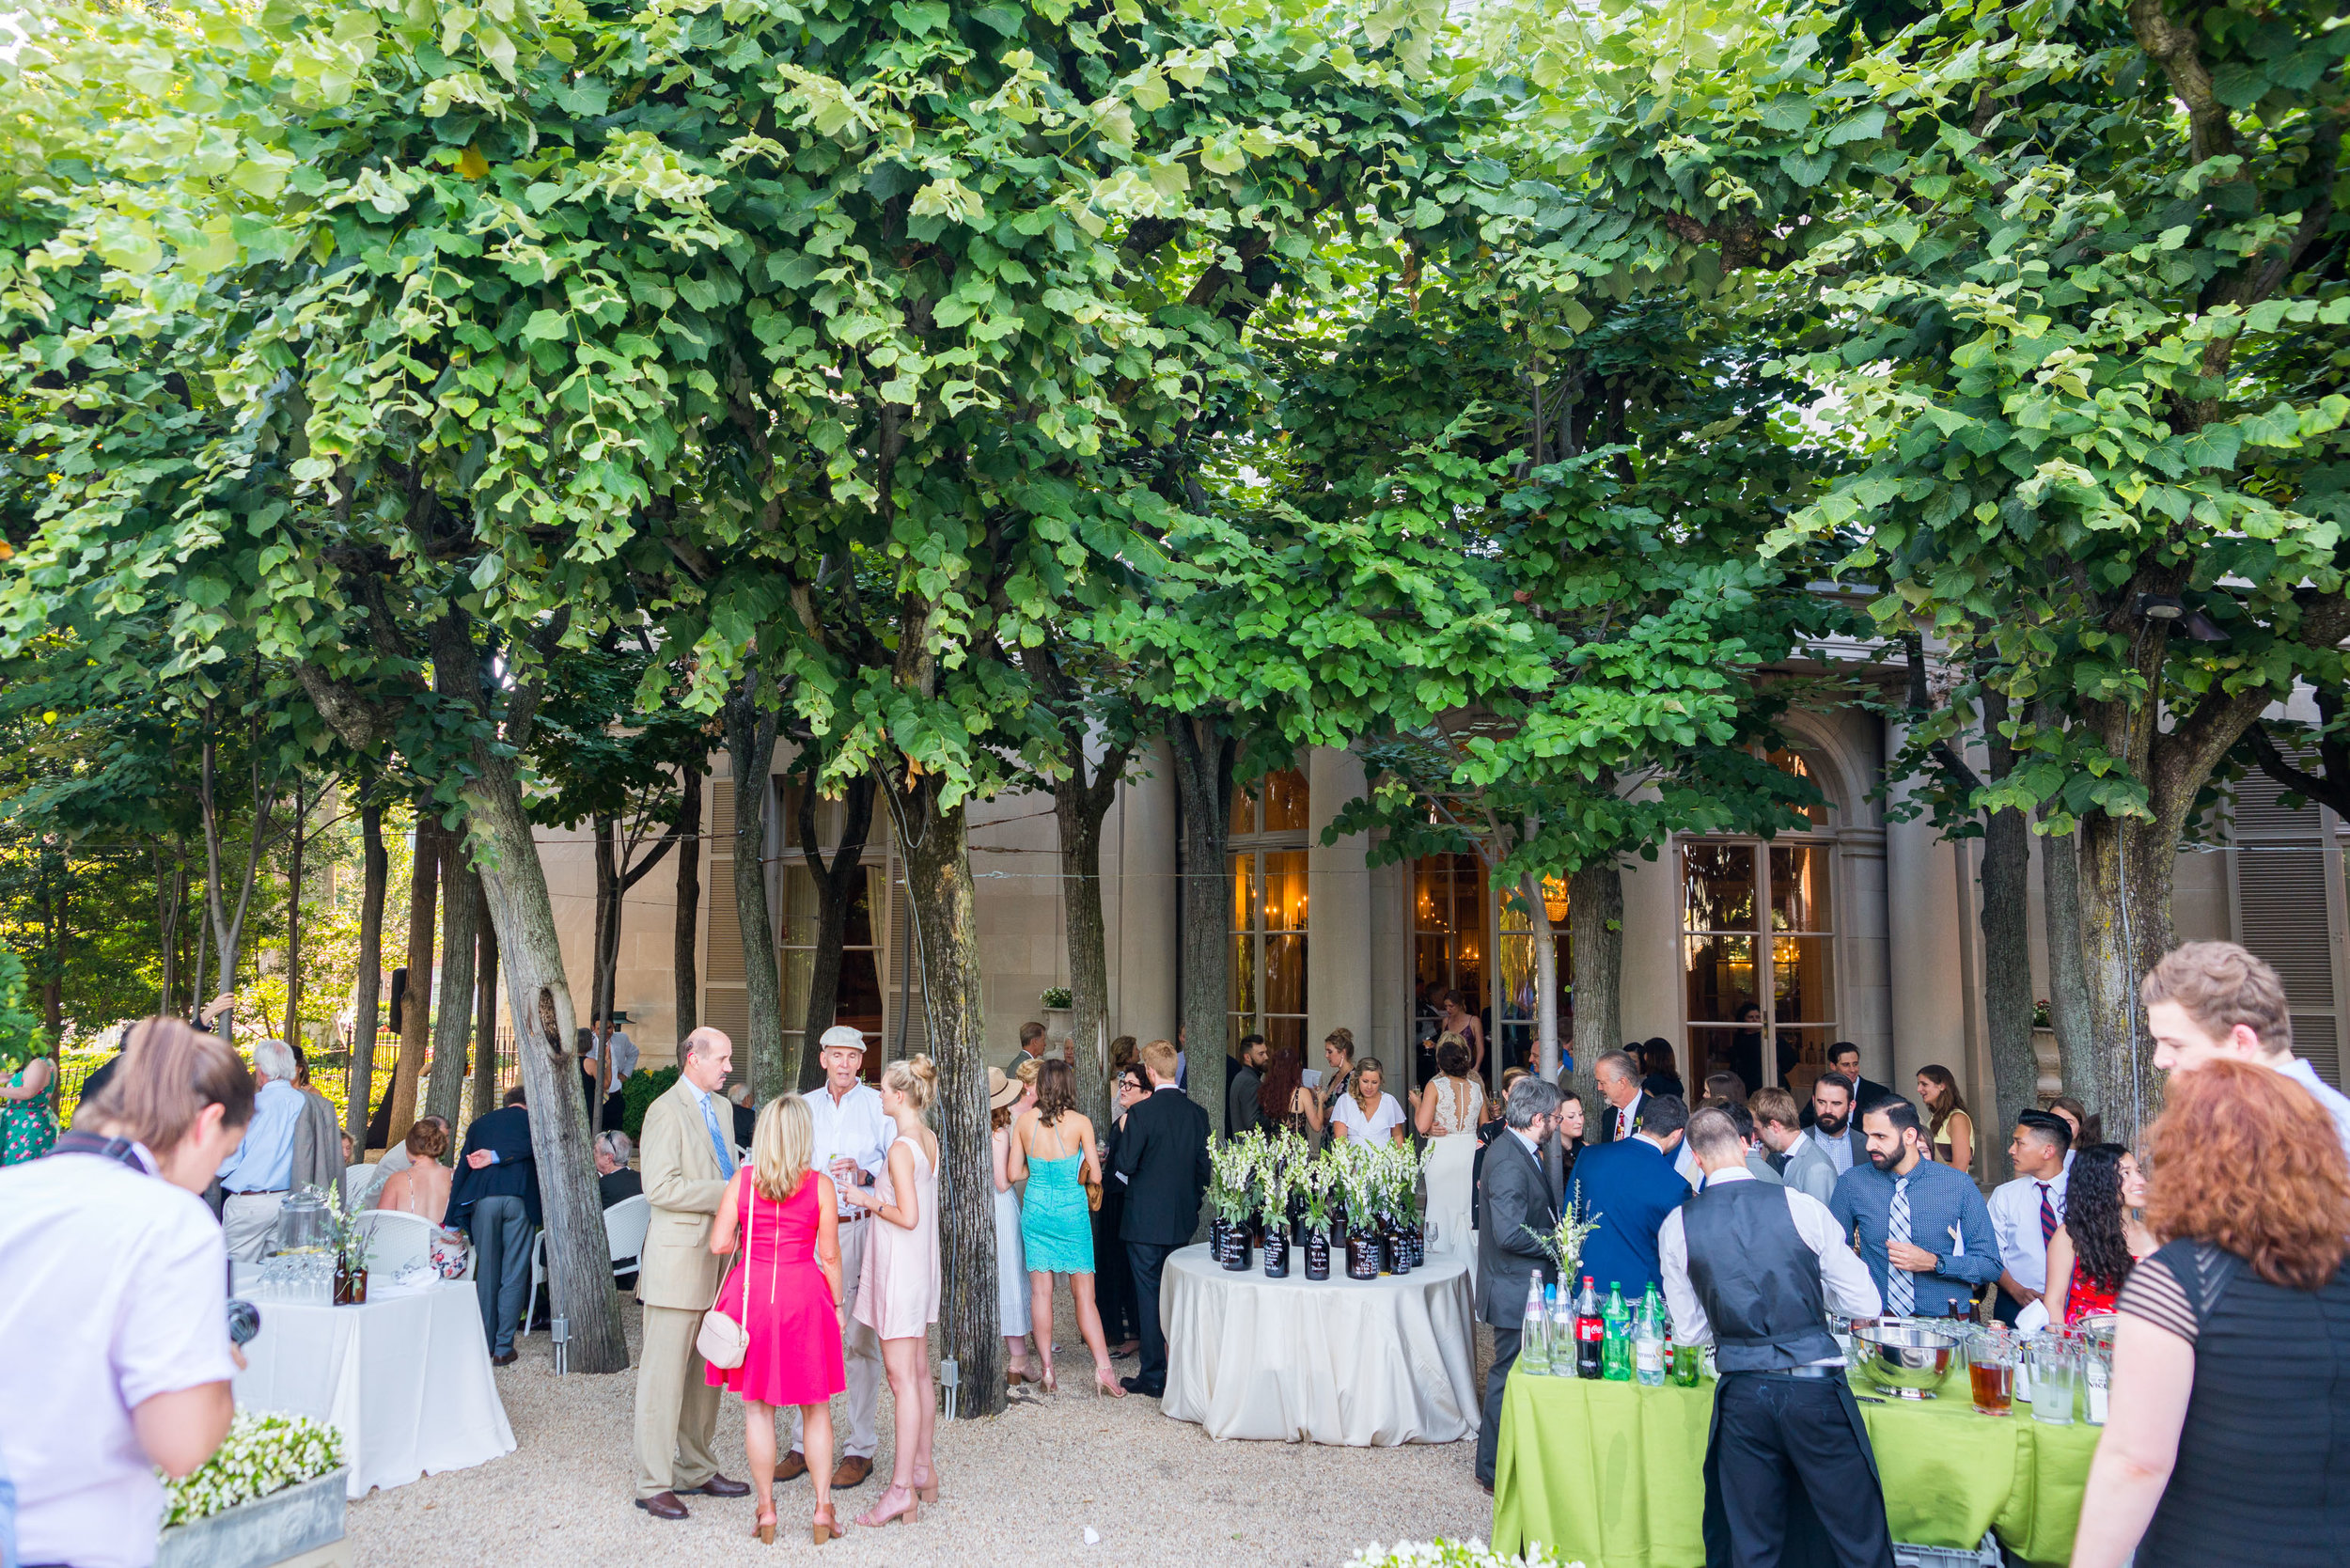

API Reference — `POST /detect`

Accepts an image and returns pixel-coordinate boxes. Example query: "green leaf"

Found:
[521,309,568,342]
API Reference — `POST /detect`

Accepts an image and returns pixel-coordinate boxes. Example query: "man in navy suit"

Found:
[1567,1093,1692,1300]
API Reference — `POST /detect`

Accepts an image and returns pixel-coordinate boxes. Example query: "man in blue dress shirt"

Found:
[1830,1097,1998,1317]
[1567,1093,1693,1301]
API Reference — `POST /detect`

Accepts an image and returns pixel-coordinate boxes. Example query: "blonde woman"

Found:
[1330,1058,1409,1146]
[706,1094,846,1545]
[842,1056,942,1528]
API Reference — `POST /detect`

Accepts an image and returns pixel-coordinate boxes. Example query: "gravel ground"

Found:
[346,1281,1498,1567]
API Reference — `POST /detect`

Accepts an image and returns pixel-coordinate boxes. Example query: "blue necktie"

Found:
[1888,1175,1915,1315]
[699,1094,736,1178]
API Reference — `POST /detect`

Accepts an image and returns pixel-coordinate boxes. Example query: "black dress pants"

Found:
[1125,1241,1177,1393]
[1475,1325,1521,1485]
[1701,1373,1894,1568]
[1095,1197,1138,1341]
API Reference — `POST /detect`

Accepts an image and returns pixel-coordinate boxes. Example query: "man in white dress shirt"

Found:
[215,1037,304,1262]
[781,1025,889,1492]
[2147,941,2350,1160]
[1662,1106,1890,1568]
[1987,1108,2073,1325]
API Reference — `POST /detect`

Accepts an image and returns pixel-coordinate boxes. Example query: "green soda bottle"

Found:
[1602,1282,1633,1381]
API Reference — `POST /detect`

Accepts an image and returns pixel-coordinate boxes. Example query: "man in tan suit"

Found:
[631,1027,751,1519]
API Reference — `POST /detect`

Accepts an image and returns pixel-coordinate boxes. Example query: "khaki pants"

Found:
[221,1192,286,1263]
[634,1304,722,1498]
[788,1215,882,1459]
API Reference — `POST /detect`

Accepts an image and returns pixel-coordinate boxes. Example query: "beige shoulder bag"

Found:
[696,1172,757,1370]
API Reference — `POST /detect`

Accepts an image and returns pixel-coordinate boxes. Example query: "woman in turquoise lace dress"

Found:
[1,1051,59,1166]
[1007,1058,1125,1399]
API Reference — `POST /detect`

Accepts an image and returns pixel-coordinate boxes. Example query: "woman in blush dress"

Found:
[990,1066,1037,1392]
[706,1093,846,1545]
[843,1056,943,1529]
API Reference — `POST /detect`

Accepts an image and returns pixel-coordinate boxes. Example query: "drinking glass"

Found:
[1966,1328,2016,1417]
[1670,1343,1703,1387]
[2029,1337,2077,1425]
[1424,1220,1440,1254]
[2081,1341,2111,1426]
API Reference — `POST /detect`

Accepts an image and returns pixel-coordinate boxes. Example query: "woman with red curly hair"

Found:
[2073,1059,2350,1568]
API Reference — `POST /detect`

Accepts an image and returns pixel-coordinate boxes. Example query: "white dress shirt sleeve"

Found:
[1789,1188,1884,1321]
[1658,1208,1711,1347]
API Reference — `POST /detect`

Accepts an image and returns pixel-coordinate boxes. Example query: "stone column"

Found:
[1308,747,1373,1065]
[1111,737,1180,1046]
[1883,717,1970,1091]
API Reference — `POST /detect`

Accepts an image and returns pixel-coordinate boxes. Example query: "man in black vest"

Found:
[1661,1106,1893,1568]
[1113,1039,1211,1399]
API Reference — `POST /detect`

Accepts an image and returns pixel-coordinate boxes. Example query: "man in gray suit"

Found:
[1750,1087,1839,1205]
[1475,1074,1562,1492]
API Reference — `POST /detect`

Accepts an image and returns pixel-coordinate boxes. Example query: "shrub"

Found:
[623,1065,680,1139]
[160,1412,344,1529]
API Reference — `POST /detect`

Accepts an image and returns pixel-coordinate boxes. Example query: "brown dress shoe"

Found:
[831,1455,873,1489]
[634,1492,690,1521]
[775,1450,809,1483]
[682,1473,751,1497]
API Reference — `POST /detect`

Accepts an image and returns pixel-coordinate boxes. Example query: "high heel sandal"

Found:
[753,1508,777,1544]
[811,1503,838,1544]
[854,1483,919,1529]
[1095,1365,1128,1399]
[913,1465,939,1504]
[1040,1365,1058,1395]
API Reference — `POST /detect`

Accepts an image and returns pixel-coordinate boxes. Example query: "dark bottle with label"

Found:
[1574,1275,1605,1380]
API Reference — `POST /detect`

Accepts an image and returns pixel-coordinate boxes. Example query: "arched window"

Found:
[1679,749,1838,1098]
[1230,770,1309,1059]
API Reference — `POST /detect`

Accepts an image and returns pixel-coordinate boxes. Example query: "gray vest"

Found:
[1683,1178,1841,1372]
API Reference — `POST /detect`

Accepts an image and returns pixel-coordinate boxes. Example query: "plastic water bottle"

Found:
[1553,1279,1577,1361]
[1602,1282,1633,1381]
[1635,1287,1667,1387]
[1521,1277,1552,1373]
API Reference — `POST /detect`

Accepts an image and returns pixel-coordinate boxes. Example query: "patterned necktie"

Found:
[1887,1174,1915,1316]
[2037,1182,2058,1244]
[699,1094,737,1178]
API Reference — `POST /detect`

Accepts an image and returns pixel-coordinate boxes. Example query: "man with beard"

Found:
[1804,1074,1868,1178]
[1830,1098,1998,1318]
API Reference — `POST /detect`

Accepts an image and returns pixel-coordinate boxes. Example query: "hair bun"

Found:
[907,1054,938,1086]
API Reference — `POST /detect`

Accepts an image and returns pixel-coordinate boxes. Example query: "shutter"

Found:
[2232,766,2345,1087]
[885,865,930,1064]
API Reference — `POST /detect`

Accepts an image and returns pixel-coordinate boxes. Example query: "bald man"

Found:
[630,1027,751,1519]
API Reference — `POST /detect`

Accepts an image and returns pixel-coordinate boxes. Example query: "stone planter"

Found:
[1042,1007,1073,1047]
[156,1469,346,1568]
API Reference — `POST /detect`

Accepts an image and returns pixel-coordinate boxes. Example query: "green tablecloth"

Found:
[1492,1368,2099,1567]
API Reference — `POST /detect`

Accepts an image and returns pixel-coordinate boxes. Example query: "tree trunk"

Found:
[388,808,442,1147]
[723,682,787,1098]
[155,839,186,1017]
[2076,808,2177,1148]
[1566,860,1622,1112]
[1978,689,2038,1184]
[590,811,618,1132]
[894,777,1003,1418]
[196,714,276,1049]
[472,877,500,1127]
[796,770,878,1091]
[1520,871,1561,1082]
[282,780,307,1044]
[39,851,65,1038]
[431,616,627,1374]
[348,776,388,1146]
[1058,776,1117,1127]
[674,765,701,1044]
[425,833,480,1126]
[2040,808,2095,1107]
[1170,715,1234,1144]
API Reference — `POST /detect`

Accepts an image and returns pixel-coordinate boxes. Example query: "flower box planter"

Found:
[156,1469,346,1568]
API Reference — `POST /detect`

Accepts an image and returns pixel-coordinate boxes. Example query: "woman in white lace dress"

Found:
[1414,1036,1485,1276]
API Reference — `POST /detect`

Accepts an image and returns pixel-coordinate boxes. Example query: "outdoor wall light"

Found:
[2132,592,2229,640]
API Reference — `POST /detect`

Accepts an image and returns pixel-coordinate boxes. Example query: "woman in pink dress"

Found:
[707,1093,847,1544]
[843,1055,941,1529]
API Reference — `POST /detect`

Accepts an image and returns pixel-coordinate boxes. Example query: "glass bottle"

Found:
[1574,1276,1604,1379]
[1521,1277,1552,1373]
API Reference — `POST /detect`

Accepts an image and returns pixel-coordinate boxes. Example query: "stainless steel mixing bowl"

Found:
[1850,1321,1964,1396]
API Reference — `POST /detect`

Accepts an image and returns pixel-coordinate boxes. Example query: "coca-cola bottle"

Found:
[1574,1275,1605,1380]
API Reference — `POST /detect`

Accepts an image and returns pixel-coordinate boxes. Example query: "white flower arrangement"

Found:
[1349,1540,1587,1568]
[1208,1128,1266,1225]
[1522,1195,1603,1278]
[160,1411,345,1529]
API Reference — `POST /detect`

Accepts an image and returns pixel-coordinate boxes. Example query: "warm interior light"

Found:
[1542,876,1568,926]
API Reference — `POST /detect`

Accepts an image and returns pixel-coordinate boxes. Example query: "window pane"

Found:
[1772,933,1836,1024]
[836,949,884,1042]
[1770,845,1832,933]
[1684,844,1757,932]
[1774,1027,1838,1098]
[1230,853,1258,935]
[1768,749,1830,827]
[777,864,822,949]
[780,947,814,1049]
[1684,933,1760,1027]
[1414,860,1454,933]
[1230,1013,1250,1054]
[841,864,877,948]
[1263,933,1307,1017]
[1685,1027,1744,1094]
[1264,1016,1306,1061]
[1263,851,1308,933]
[780,781,805,850]
[1230,784,1255,839]
[1262,769,1310,833]
[1230,933,1255,1017]
[1497,933,1536,1027]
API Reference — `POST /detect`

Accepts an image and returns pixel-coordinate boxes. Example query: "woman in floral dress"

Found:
[1,1051,59,1165]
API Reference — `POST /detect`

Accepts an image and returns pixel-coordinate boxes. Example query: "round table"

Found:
[1160,1242,1479,1446]
[231,1277,516,1497]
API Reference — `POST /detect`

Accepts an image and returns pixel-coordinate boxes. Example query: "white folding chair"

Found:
[342,1162,382,1211]
[522,1196,651,1337]
[354,1209,437,1278]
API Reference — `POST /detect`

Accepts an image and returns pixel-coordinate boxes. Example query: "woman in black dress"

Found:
[2073,1059,2350,1567]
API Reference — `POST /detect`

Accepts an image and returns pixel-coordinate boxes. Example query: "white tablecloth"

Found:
[1160,1243,1479,1446]
[232,1278,516,1497]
